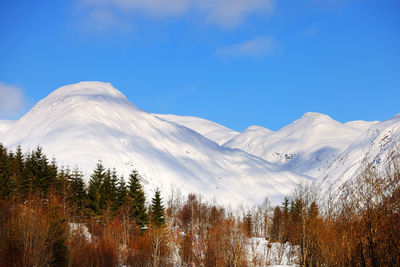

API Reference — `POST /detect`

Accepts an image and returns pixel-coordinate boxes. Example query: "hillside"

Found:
[0,81,309,206]
[224,113,377,179]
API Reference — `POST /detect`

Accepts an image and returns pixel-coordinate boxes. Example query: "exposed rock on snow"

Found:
[224,112,374,179]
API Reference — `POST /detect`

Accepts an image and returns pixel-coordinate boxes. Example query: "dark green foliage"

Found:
[100,168,119,211]
[116,176,127,208]
[20,146,57,198]
[53,167,70,202]
[11,145,24,176]
[0,144,13,199]
[128,170,148,229]
[150,189,165,228]
[87,163,125,217]
[87,161,106,216]
[68,168,86,211]
[9,145,24,198]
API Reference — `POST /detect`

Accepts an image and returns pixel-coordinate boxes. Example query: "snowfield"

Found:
[0,82,309,206]
[224,112,376,179]
[316,113,400,194]
[0,81,398,206]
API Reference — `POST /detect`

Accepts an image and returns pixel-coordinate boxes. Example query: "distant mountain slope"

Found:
[223,125,273,155]
[0,81,309,206]
[345,120,378,131]
[316,114,400,194]
[155,114,239,145]
[224,113,373,179]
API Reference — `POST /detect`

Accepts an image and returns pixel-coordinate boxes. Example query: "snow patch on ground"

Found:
[248,238,297,266]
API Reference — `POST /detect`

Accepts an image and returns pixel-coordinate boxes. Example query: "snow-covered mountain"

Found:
[155,114,238,145]
[224,113,377,179]
[316,114,400,193]
[0,81,310,206]
[1,81,397,205]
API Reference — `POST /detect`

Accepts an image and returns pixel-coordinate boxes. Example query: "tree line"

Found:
[0,143,399,266]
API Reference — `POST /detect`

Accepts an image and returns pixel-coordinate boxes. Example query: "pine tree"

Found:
[128,170,148,229]
[68,168,86,212]
[0,144,14,199]
[10,145,24,198]
[11,145,24,176]
[18,148,36,198]
[53,166,70,203]
[49,157,58,186]
[115,175,127,210]
[22,146,55,197]
[100,169,112,210]
[110,169,120,210]
[150,189,165,228]
[87,161,106,215]
[100,168,119,212]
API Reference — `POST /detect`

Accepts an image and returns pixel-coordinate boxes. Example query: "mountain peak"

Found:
[301,112,333,121]
[47,81,126,100]
[286,112,339,130]
[30,81,137,114]
[244,125,273,134]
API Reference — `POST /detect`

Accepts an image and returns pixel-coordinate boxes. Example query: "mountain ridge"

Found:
[0,81,310,206]
[1,81,397,206]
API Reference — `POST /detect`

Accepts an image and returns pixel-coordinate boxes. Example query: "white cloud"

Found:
[0,82,26,118]
[195,0,274,29]
[78,0,274,30]
[217,36,277,58]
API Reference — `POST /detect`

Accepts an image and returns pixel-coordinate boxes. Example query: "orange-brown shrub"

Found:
[0,195,68,267]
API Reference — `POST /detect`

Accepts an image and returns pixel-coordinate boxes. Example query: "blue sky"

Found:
[0,0,399,131]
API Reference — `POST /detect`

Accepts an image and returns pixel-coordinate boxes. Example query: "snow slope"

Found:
[155,114,239,145]
[224,113,372,179]
[316,113,400,193]
[0,81,310,206]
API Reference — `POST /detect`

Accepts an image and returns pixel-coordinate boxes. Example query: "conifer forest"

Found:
[0,144,399,266]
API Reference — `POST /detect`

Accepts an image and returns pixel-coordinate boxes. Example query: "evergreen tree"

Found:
[18,148,36,198]
[49,157,58,186]
[150,189,165,228]
[0,144,14,199]
[53,166,70,202]
[87,161,106,215]
[128,170,148,229]
[116,176,127,208]
[100,168,119,211]
[68,168,86,211]
[110,169,120,210]
[11,145,24,176]
[22,146,55,197]
[10,145,24,197]
[281,197,290,242]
